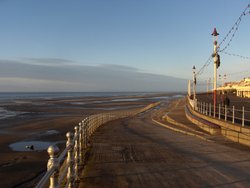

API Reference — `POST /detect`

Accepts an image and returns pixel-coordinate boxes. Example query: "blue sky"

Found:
[0,0,249,91]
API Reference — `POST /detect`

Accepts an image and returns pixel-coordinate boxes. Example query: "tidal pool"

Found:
[9,141,55,151]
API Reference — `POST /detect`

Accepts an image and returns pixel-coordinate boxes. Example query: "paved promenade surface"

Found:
[79,99,250,188]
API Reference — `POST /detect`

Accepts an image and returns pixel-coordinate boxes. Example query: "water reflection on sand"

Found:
[0,107,26,120]
[9,140,65,152]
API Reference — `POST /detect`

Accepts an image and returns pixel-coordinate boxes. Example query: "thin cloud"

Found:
[21,57,76,66]
[99,64,139,72]
[0,58,187,92]
[0,77,83,92]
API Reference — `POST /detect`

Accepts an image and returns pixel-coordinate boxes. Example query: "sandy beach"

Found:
[0,92,181,187]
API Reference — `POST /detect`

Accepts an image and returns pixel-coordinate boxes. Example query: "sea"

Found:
[0,92,155,102]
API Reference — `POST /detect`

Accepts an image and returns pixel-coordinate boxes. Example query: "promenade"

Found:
[78,98,250,187]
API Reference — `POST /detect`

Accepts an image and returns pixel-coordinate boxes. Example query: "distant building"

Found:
[217,77,250,98]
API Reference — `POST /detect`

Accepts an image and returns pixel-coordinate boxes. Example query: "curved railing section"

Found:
[35,102,159,188]
[187,96,250,126]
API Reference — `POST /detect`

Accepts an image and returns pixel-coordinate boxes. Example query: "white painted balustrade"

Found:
[188,97,250,127]
[36,102,159,188]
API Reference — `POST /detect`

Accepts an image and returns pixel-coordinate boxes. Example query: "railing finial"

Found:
[47,145,60,188]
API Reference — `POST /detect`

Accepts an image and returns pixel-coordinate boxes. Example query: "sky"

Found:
[0,0,249,92]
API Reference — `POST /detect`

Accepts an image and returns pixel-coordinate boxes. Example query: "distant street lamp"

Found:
[192,65,196,104]
[222,74,227,94]
[211,28,220,116]
[219,74,226,87]
[223,74,227,86]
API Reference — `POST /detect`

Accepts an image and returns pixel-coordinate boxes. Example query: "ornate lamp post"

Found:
[211,28,220,116]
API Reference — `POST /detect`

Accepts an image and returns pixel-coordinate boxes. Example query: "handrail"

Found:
[35,167,55,188]
[36,102,159,188]
[188,96,250,127]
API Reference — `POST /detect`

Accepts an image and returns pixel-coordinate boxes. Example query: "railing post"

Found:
[92,115,95,134]
[92,115,95,133]
[225,105,227,121]
[47,145,60,188]
[209,103,211,116]
[242,106,245,127]
[85,117,89,147]
[74,126,80,184]
[232,106,235,124]
[78,122,83,164]
[204,102,206,114]
[94,115,97,131]
[219,104,221,120]
[81,120,85,149]
[66,132,74,188]
[201,102,203,113]
[90,116,93,135]
[82,120,86,149]
[88,116,91,136]
[202,102,204,114]
[201,102,204,114]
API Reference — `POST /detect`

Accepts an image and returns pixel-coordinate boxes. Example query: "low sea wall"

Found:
[186,105,220,135]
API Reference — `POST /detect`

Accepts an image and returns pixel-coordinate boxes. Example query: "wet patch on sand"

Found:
[152,96,170,100]
[70,102,86,105]
[0,107,26,120]
[9,141,52,151]
[34,130,60,137]
[9,140,65,152]
[43,130,59,135]
[172,94,185,98]
[111,98,141,102]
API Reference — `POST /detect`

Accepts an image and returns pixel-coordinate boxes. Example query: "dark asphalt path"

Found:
[79,106,250,188]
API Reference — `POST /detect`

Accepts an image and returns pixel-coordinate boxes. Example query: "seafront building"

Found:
[217,77,250,98]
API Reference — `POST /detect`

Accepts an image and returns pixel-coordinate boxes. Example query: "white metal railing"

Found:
[193,100,250,127]
[35,102,159,188]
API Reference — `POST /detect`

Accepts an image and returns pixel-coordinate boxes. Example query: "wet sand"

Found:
[0,93,179,187]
